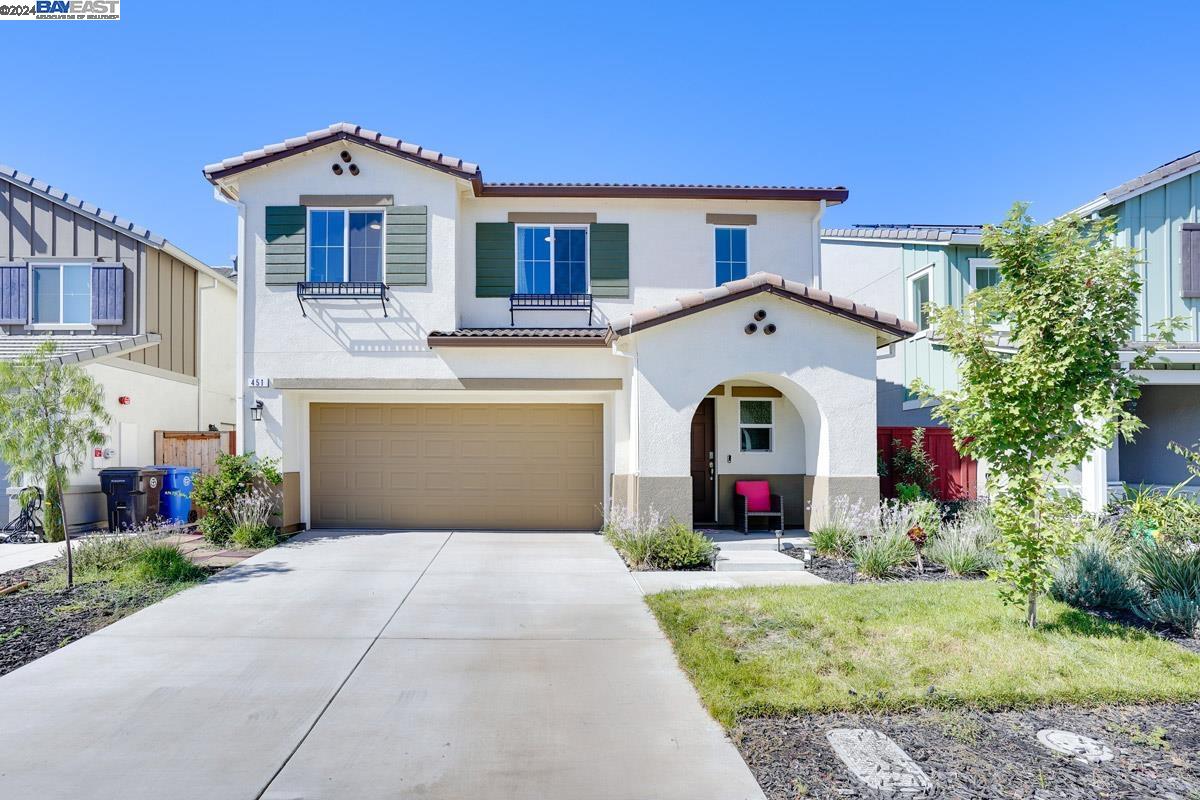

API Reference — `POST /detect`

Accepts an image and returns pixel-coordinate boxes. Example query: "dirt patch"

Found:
[736,703,1200,799]
[0,560,219,677]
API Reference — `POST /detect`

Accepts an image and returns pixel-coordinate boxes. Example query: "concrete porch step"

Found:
[714,548,807,572]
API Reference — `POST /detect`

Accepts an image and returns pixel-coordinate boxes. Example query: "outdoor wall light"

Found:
[754,309,767,321]
[744,322,758,335]
[764,323,777,335]
[340,150,352,163]
[250,400,264,422]
[348,163,360,176]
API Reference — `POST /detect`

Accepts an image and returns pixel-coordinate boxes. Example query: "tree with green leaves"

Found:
[0,341,110,588]
[914,203,1179,627]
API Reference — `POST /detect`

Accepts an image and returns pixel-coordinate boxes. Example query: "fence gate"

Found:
[153,431,236,475]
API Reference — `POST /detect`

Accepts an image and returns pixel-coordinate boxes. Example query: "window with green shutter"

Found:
[589,223,629,298]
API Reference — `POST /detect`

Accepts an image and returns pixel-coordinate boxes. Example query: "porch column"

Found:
[1080,444,1108,515]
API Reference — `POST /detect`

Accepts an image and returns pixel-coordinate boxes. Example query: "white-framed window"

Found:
[30,263,91,326]
[515,225,588,294]
[307,208,385,282]
[970,257,1000,290]
[715,226,748,285]
[738,398,773,452]
[907,266,932,332]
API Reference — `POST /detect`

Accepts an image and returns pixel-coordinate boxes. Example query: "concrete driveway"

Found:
[0,530,765,800]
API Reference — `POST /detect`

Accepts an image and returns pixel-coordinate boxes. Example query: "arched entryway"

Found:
[689,376,812,528]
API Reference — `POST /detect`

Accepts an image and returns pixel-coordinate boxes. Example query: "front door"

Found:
[690,397,716,523]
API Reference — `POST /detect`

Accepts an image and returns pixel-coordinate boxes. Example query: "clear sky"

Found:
[3,0,1198,265]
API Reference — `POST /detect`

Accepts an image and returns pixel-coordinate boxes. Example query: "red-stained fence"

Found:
[877,426,977,501]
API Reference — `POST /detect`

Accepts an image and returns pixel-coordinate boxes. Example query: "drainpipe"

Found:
[810,199,827,289]
[196,275,217,430]
[214,186,247,454]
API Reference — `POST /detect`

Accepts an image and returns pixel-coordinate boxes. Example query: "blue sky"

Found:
[3,0,1198,265]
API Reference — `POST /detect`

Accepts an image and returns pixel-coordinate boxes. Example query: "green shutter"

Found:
[386,205,427,286]
[265,206,306,286]
[589,223,629,298]
[476,222,515,297]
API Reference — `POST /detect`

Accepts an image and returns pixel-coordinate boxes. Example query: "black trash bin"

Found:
[99,467,166,530]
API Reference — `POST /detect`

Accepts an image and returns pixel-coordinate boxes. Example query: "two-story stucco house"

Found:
[204,123,915,532]
[823,148,1200,510]
[0,165,237,529]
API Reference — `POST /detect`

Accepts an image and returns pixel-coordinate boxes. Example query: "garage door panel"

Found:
[311,403,603,530]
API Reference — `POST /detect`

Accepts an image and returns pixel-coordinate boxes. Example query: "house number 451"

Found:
[247,377,271,388]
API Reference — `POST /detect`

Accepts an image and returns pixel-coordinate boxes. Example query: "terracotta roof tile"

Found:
[608,272,917,342]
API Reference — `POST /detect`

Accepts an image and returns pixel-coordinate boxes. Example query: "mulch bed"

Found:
[0,561,217,677]
[789,552,978,584]
[737,703,1200,799]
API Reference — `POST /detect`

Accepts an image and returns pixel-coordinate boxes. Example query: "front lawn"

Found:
[646,581,1200,727]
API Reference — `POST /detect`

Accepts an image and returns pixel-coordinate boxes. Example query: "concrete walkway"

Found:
[0,530,765,800]
[0,540,65,574]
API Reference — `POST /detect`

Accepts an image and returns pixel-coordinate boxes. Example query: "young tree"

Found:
[914,204,1177,627]
[0,341,110,588]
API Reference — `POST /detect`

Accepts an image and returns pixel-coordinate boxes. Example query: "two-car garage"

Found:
[308,403,604,530]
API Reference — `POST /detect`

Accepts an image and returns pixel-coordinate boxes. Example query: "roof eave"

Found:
[476,185,848,203]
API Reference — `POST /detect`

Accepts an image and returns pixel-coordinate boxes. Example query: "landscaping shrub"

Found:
[1107,483,1200,550]
[1131,544,1200,636]
[927,504,1000,577]
[1050,540,1140,611]
[653,521,716,570]
[891,427,937,497]
[895,482,923,503]
[231,523,276,549]
[853,530,915,579]
[602,505,714,570]
[192,453,282,546]
[116,544,204,585]
[809,495,864,558]
[226,490,278,549]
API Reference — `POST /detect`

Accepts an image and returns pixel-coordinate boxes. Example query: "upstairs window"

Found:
[908,269,931,332]
[308,209,384,282]
[715,227,748,285]
[31,264,91,326]
[971,258,1000,290]
[516,225,588,294]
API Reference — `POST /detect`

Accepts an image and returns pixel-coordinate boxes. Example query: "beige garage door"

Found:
[310,403,603,530]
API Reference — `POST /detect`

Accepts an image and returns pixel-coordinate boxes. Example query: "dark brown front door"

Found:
[690,397,716,523]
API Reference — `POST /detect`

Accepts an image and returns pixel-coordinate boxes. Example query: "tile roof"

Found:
[0,165,164,246]
[203,123,848,204]
[607,272,917,344]
[0,334,160,365]
[426,328,607,347]
[822,224,984,243]
[202,122,480,182]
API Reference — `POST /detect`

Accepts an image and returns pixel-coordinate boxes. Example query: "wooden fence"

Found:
[877,426,977,501]
[153,431,236,474]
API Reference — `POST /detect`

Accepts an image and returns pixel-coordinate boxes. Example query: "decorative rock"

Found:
[1037,729,1115,763]
[826,728,933,795]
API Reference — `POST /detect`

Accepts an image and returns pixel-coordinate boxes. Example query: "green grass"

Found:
[645,581,1200,727]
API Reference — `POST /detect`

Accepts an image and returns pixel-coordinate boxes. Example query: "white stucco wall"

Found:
[625,292,879,479]
[713,381,806,475]
[459,197,822,328]
[198,276,237,429]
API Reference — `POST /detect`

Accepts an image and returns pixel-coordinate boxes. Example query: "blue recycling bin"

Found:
[152,465,200,524]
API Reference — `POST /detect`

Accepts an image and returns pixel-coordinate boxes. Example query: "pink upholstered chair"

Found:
[733,480,784,534]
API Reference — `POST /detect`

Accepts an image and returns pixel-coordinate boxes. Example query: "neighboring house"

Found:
[823,147,1200,509]
[204,122,915,532]
[0,165,237,529]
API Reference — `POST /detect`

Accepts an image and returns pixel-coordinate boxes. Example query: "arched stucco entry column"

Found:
[614,290,884,528]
